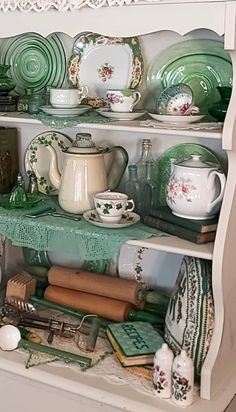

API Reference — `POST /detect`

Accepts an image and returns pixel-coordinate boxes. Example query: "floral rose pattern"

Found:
[172,370,191,401]
[166,175,197,204]
[97,63,114,82]
[153,365,168,393]
[107,92,124,105]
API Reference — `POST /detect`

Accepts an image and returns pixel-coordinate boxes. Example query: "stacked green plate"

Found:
[0,33,66,95]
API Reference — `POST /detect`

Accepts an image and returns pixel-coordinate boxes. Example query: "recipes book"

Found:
[106,321,164,366]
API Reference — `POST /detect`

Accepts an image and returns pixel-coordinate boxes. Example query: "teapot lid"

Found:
[66,133,103,154]
[176,154,218,169]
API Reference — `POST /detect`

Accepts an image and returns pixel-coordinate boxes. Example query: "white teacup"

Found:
[50,86,89,108]
[107,89,141,113]
[93,192,135,223]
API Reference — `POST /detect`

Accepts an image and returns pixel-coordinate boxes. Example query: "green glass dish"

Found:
[0,193,42,209]
[147,39,232,113]
[0,33,66,95]
[208,86,232,121]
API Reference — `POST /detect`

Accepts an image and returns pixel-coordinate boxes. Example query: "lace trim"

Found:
[0,0,162,12]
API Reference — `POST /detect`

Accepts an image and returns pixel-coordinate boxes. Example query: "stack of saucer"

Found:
[0,95,19,112]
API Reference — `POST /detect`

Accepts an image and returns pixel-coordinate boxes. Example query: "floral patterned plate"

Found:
[155,143,222,206]
[24,131,72,195]
[68,32,143,108]
[83,209,140,228]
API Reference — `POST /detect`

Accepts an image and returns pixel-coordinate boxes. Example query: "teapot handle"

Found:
[207,170,226,214]
[106,146,129,191]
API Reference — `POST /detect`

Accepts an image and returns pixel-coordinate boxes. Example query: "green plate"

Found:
[155,143,223,206]
[147,39,232,113]
[0,33,66,95]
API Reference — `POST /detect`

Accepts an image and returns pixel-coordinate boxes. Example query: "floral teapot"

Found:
[46,133,128,214]
[166,154,226,220]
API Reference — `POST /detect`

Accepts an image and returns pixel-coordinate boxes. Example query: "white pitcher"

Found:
[46,133,128,214]
[166,154,226,220]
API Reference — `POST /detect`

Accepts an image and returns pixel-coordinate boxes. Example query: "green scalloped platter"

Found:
[147,39,232,113]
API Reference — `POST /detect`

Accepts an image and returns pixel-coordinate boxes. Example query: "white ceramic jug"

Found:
[46,133,128,214]
[166,154,226,220]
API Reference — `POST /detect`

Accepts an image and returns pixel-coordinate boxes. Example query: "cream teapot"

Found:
[46,133,128,214]
[166,154,226,220]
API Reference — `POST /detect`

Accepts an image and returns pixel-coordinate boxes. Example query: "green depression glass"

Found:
[0,64,15,94]
[147,39,232,113]
[208,86,232,121]
[0,33,66,95]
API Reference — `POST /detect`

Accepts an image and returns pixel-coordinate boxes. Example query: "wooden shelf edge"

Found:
[126,236,214,260]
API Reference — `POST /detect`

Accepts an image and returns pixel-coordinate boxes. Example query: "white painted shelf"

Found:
[0,348,235,412]
[126,236,214,260]
[0,112,223,139]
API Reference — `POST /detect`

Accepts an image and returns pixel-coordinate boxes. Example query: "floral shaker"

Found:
[172,349,194,407]
[153,343,174,398]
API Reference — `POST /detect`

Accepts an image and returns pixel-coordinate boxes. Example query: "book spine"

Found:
[148,208,217,233]
[143,216,216,244]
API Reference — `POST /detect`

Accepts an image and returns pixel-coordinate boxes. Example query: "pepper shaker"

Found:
[153,343,173,398]
[172,349,194,407]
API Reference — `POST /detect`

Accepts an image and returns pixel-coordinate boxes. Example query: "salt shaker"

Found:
[27,172,38,195]
[172,349,194,407]
[153,343,174,398]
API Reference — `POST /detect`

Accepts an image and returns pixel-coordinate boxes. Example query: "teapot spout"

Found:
[46,145,61,190]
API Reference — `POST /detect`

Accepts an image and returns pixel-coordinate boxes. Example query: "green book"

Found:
[107,321,164,357]
[143,215,216,244]
[148,206,218,233]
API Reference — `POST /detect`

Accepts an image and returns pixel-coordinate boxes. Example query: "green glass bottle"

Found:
[125,164,146,216]
[135,138,156,181]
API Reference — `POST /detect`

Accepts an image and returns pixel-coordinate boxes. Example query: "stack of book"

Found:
[106,321,164,367]
[143,206,218,244]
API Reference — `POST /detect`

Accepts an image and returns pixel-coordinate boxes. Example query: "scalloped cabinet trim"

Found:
[0,0,226,11]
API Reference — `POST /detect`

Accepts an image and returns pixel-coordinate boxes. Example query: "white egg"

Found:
[0,325,21,351]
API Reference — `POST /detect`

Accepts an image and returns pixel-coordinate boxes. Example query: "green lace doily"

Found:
[36,111,115,129]
[0,195,166,261]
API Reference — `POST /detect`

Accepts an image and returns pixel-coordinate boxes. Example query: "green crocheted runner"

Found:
[0,195,166,261]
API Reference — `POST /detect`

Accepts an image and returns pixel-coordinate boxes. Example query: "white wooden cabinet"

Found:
[0,1,235,411]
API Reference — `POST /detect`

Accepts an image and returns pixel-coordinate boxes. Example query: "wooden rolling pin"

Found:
[44,285,133,322]
[48,266,144,305]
